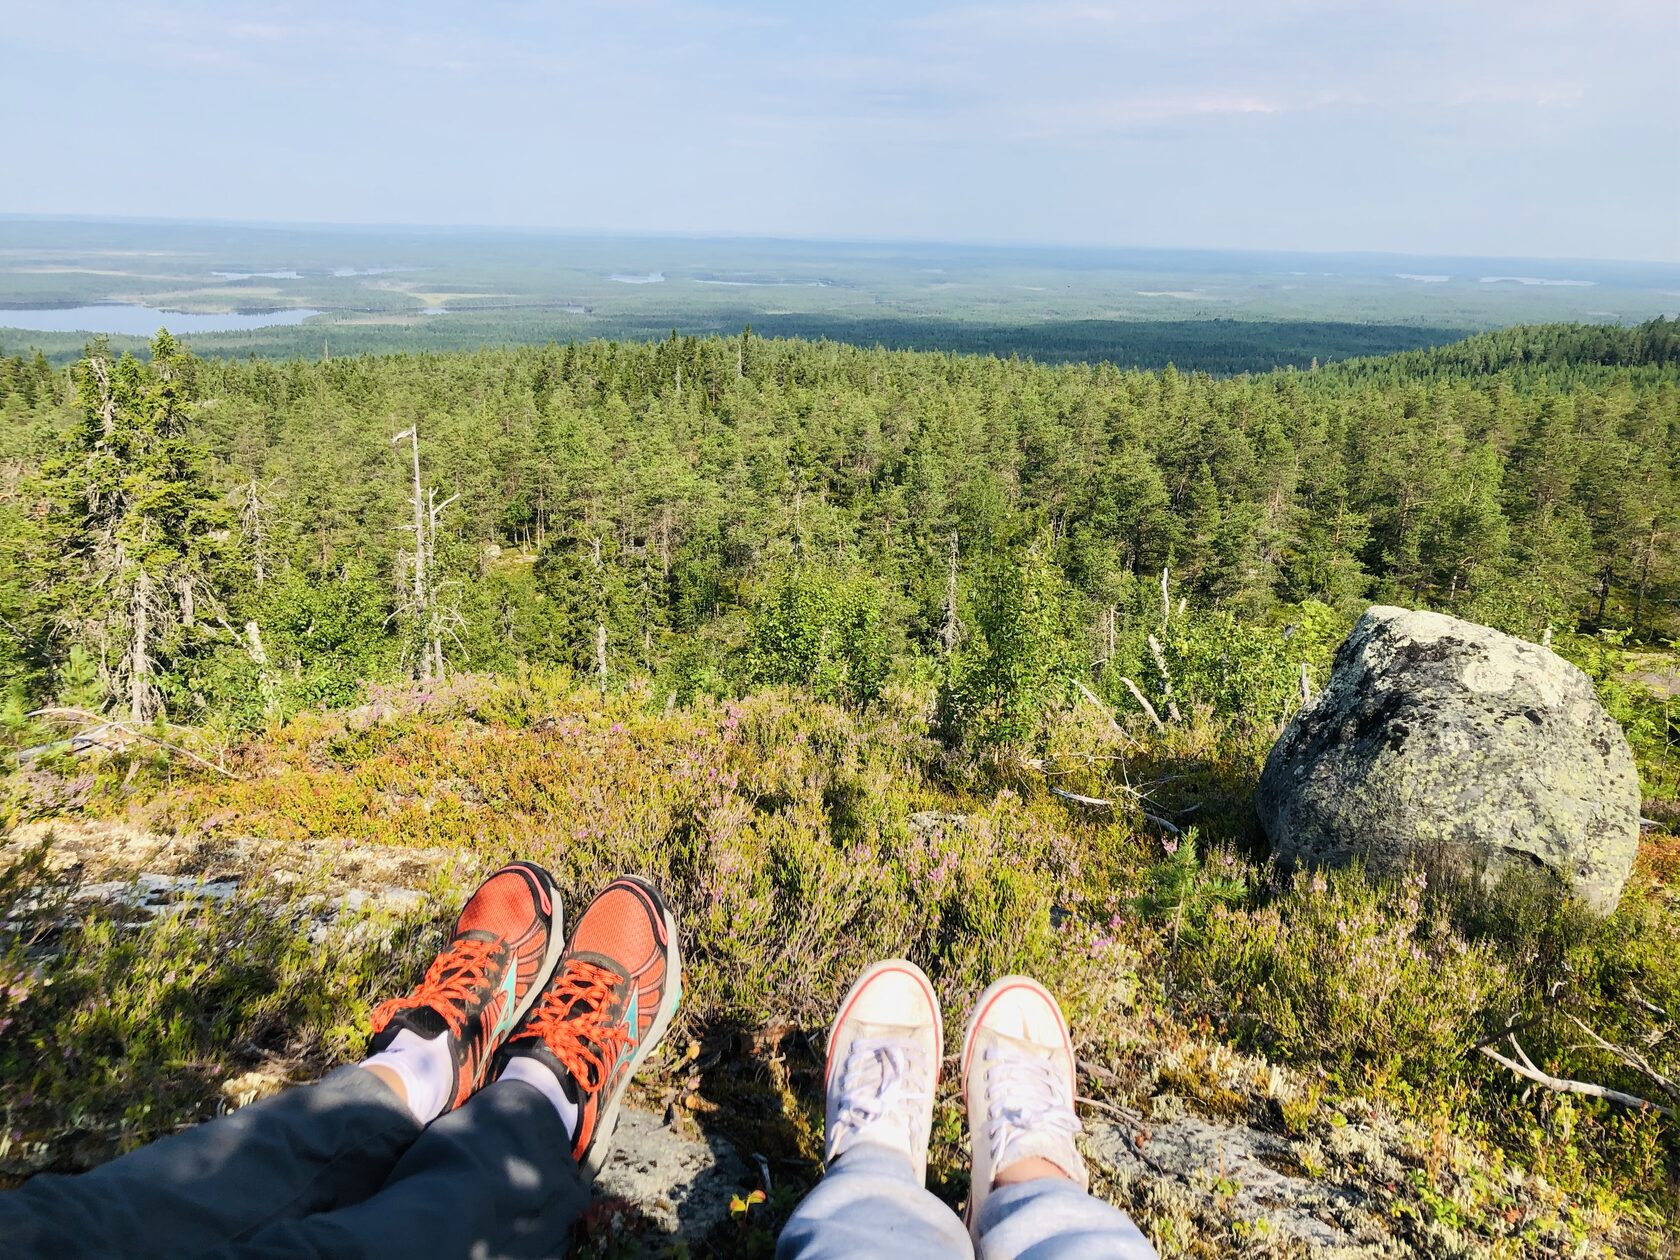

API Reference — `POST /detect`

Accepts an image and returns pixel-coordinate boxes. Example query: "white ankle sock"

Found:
[363,1029,454,1124]
[499,1056,579,1137]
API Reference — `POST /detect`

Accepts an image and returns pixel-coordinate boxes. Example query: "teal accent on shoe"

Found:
[625,989,641,1046]
[494,965,519,1040]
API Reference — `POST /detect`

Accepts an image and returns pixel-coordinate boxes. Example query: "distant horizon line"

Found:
[2,211,1676,271]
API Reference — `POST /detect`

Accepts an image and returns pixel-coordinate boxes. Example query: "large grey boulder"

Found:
[1257,606,1640,913]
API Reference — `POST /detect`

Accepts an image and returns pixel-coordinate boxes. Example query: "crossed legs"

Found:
[1,863,680,1260]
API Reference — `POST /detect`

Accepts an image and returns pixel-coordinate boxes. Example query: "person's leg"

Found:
[0,860,565,1260]
[778,960,973,1260]
[961,976,1157,1260]
[0,1066,419,1260]
[204,1077,587,1260]
[221,874,688,1260]
[973,1177,1155,1260]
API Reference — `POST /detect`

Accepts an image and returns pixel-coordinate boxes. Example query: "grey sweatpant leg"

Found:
[0,1066,589,1260]
[777,1144,1158,1260]
[975,1175,1157,1259]
[776,1143,974,1260]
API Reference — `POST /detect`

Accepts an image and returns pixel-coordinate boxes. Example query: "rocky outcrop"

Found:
[594,1108,751,1240]
[1257,606,1640,913]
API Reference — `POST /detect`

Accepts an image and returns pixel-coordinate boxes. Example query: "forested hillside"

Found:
[0,320,1675,728]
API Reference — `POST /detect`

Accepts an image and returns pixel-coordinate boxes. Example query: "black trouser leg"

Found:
[0,1067,421,1260]
[211,1079,587,1260]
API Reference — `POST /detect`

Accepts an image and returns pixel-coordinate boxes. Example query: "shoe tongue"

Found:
[401,1005,449,1040]
[567,950,630,982]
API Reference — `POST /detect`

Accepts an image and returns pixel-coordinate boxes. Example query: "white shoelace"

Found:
[831,1036,932,1153]
[983,1045,1081,1170]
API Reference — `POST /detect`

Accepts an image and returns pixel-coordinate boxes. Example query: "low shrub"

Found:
[1181,863,1512,1087]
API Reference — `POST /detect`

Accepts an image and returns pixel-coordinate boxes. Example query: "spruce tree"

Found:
[43,333,228,720]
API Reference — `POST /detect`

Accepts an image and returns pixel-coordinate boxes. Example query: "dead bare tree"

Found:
[390,424,460,684]
[1096,604,1116,673]
[240,477,272,590]
[1147,633,1182,724]
[591,536,608,689]
[1117,675,1166,732]
[941,532,961,658]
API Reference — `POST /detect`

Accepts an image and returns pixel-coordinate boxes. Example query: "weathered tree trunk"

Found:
[129,570,150,722]
[408,432,429,680]
[941,532,960,657]
[244,479,268,589]
[1633,521,1660,633]
[592,535,607,688]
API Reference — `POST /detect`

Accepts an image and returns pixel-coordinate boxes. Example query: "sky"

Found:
[3,1,1677,261]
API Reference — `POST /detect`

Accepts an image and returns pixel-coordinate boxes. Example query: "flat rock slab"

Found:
[1085,1114,1380,1256]
[594,1108,751,1241]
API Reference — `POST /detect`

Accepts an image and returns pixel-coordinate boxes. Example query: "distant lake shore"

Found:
[0,304,322,335]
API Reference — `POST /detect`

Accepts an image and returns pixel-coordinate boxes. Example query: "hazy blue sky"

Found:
[4,1,1676,260]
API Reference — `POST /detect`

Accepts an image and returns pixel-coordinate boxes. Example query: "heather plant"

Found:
[3,673,1676,1247]
[1182,863,1512,1087]
[0,866,433,1157]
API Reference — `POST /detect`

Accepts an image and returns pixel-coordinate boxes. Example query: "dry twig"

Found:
[1116,676,1165,732]
[1560,1012,1680,1108]
[1049,786,1183,835]
[27,707,242,780]
[1478,1033,1675,1118]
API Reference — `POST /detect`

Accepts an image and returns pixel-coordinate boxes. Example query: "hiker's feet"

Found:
[962,976,1087,1225]
[823,959,942,1184]
[365,861,564,1120]
[497,875,682,1177]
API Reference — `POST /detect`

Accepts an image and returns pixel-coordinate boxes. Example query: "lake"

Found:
[0,305,323,335]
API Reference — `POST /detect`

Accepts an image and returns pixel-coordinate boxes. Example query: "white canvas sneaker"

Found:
[822,959,943,1184]
[961,976,1088,1228]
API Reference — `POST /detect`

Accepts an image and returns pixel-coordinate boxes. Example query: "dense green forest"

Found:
[1,315,1467,376]
[0,319,1676,730]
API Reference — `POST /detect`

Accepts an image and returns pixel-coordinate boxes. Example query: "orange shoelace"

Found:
[516,960,633,1090]
[370,936,504,1039]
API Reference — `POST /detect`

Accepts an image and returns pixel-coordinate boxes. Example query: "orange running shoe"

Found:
[368,861,564,1113]
[498,875,682,1176]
